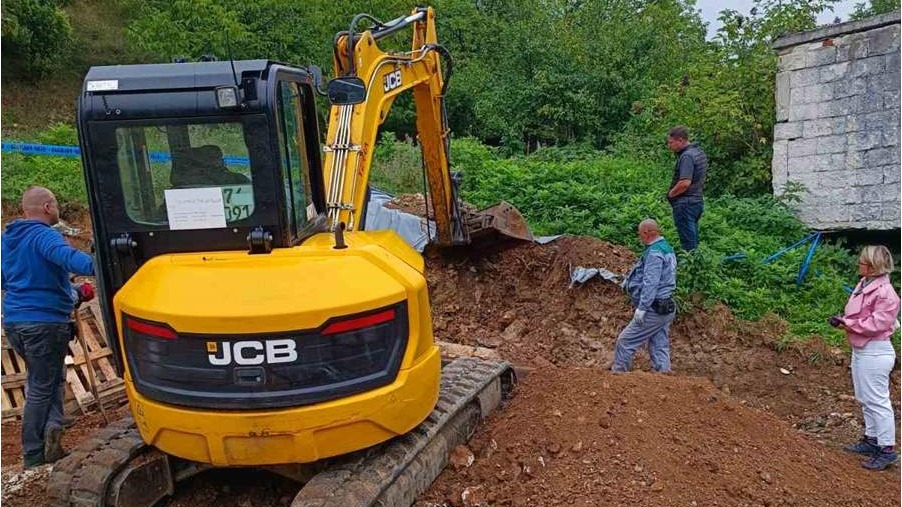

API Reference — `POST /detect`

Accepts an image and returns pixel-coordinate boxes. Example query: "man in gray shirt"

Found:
[665,125,707,251]
[612,219,677,372]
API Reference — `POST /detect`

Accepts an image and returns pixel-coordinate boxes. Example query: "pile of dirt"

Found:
[385,193,433,218]
[417,368,899,507]
[423,234,897,448]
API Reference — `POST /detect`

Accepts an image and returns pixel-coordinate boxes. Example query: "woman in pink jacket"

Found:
[832,245,900,471]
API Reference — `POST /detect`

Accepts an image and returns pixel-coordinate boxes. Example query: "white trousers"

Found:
[851,340,897,446]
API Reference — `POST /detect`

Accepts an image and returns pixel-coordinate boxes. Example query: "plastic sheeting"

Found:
[569,266,622,288]
[364,188,435,252]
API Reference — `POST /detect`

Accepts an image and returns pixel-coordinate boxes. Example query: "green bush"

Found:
[1,0,74,78]
[369,133,426,195]
[850,0,899,20]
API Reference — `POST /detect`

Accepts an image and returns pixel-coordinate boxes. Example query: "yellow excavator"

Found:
[49,7,528,507]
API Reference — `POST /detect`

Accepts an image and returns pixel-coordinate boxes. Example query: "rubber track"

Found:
[291,357,515,507]
[47,417,146,507]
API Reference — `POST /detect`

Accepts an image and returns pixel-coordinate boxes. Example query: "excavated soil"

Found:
[424,234,899,448]
[416,369,898,507]
[1,201,899,506]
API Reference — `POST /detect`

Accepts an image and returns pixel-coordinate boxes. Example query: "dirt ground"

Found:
[418,369,897,507]
[1,205,899,506]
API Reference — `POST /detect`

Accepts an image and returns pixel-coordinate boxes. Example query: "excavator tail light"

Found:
[322,309,395,335]
[126,317,178,340]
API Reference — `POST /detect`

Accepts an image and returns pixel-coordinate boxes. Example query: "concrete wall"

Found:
[772,11,901,231]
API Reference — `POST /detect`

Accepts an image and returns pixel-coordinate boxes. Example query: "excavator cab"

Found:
[79,60,326,320]
[76,57,444,462]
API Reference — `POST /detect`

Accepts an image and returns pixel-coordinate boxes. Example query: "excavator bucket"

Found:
[464,201,534,245]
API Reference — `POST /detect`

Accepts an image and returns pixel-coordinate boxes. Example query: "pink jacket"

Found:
[842,274,901,349]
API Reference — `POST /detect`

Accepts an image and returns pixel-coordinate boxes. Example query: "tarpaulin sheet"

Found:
[364,189,435,252]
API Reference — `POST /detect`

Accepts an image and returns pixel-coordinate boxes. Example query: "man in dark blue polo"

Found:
[665,126,707,251]
[2,186,95,468]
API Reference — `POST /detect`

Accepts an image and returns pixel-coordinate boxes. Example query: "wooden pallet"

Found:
[1,304,126,422]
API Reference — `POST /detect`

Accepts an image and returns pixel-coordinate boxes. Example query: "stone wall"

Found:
[772,11,900,231]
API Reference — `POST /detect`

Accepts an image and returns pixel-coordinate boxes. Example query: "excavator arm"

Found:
[323,7,532,247]
[324,7,464,245]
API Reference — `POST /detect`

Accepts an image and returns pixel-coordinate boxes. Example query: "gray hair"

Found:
[667,126,689,141]
[860,245,894,276]
[638,218,660,233]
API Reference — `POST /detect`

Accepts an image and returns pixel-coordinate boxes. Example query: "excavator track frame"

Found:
[46,358,515,507]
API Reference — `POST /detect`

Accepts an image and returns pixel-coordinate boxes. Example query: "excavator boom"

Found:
[323,7,532,247]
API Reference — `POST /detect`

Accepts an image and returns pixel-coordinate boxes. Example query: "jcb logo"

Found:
[207,339,298,366]
[383,70,402,92]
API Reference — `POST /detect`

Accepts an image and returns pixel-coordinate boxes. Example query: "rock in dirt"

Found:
[460,485,485,507]
[450,445,475,470]
[1,466,51,502]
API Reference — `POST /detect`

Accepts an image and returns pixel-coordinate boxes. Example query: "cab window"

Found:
[116,122,254,226]
[276,81,314,236]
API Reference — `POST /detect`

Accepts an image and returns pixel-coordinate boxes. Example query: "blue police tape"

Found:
[2,141,250,166]
[2,142,81,158]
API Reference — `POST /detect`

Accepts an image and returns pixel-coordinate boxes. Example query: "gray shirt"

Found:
[669,143,707,204]
[624,237,677,312]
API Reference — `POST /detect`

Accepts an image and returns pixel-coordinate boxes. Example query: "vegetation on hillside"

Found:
[375,135,873,345]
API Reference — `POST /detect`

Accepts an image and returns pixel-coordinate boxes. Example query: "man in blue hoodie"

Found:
[611,219,677,373]
[2,186,95,468]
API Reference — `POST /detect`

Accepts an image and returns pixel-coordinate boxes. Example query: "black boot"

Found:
[843,435,879,456]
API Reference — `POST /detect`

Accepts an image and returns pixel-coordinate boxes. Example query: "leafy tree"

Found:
[850,0,900,20]
[612,0,837,196]
[2,0,74,79]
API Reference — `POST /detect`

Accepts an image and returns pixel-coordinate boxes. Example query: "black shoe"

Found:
[23,453,46,469]
[844,436,879,456]
[863,448,899,471]
[44,426,66,463]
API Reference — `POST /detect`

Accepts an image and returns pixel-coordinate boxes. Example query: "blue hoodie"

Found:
[1,219,95,323]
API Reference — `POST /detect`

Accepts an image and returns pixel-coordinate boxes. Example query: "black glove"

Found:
[828,315,844,328]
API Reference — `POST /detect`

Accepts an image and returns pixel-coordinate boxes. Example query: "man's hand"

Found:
[632,309,646,326]
[668,178,691,199]
[75,283,95,303]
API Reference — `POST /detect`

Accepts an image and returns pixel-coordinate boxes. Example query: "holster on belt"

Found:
[651,298,676,315]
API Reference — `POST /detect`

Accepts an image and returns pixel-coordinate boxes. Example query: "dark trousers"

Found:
[671,200,703,251]
[4,322,71,460]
